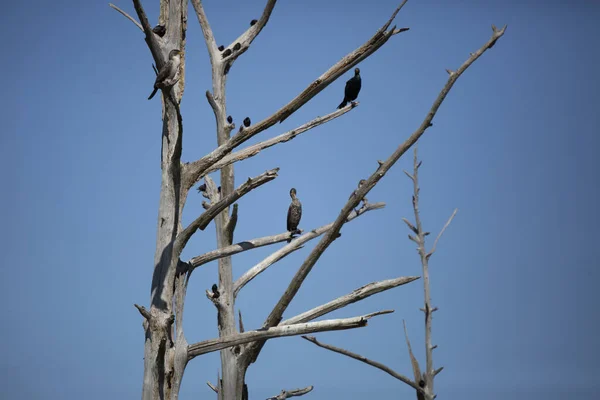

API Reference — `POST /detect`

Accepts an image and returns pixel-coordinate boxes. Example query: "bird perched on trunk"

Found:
[148,49,182,100]
[337,68,361,109]
[287,188,302,243]
[152,24,166,37]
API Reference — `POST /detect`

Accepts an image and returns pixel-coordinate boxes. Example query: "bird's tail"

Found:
[148,87,159,100]
[337,99,347,109]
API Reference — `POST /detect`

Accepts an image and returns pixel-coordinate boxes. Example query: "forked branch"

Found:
[187,310,393,360]
[267,385,314,400]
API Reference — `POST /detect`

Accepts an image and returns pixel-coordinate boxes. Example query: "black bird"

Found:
[250,19,258,26]
[218,45,225,51]
[211,284,220,299]
[286,188,302,243]
[243,117,251,127]
[148,49,182,100]
[222,49,232,58]
[233,43,241,51]
[337,68,361,109]
[227,115,233,124]
[197,183,207,193]
[152,24,166,37]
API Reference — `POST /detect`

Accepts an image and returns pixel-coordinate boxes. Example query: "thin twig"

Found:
[109,3,143,31]
[266,385,313,400]
[427,208,458,258]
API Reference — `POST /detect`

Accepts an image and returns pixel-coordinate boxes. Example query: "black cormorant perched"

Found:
[250,19,258,26]
[211,284,220,299]
[148,49,182,100]
[337,68,361,109]
[222,49,232,58]
[152,24,166,37]
[218,45,225,51]
[243,117,251,127]
[227,115,233,124]
[233,43,241,51]
[286,188,302,243]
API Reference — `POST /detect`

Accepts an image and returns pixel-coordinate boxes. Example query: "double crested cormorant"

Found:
[152,24,166,37]
[243,117,251,127]
[337,68,361,109]
[218,45,225,51]
[211,284,220,299]
[222,49,232,58]
[227,115,233,124]
[233,43,241,51]
[286,188,302,243]
[148,49,182,100]
[250,19,258,26]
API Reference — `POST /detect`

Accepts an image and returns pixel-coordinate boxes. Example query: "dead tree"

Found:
[109,0,506,399]
[304,147,458,400]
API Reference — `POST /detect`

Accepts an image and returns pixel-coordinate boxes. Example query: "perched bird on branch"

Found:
[227,115,233,124]
[287,188,302,243]
[250,19,257,26]
[222,49,232,58]
[152,24,166,37]
[211,284,220,299]
[233,43,241,51]
[218,45,225,51]
[337,68,362,109]
[148,49,182,100]
[243,117,251,127]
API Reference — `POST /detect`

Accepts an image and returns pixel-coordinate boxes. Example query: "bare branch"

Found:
[403,320,422,384]
[427,208,458,259]
[207,381,218,393]
[251,25,507,354]
[134,303,152,320]
[175,168,279,254]
[204,104,358,175]
[187,229,303,271]
[131,0,164,69]
[267,386,314,400]
[190,0,218,62]
[233,202,386,297]
[282,277,419,326]
[434,367,444,377]
[187,311,392,360]
[109,3,143,31]
[302,335,422,393]
[181,3,411,190]
[239,310,245,333]
[402,218,418,235]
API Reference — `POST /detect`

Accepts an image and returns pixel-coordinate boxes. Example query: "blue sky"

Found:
[1,0,599,399]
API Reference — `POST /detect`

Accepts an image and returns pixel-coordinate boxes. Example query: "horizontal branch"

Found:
[204,104,358,175]
[181,2,410,190]
[187,229,303,271]
[187,311,392,360]
[302,335,422,393]
[233,202,385,298]
[175,168,279,254]
[267,386,314,400]
[281,276,419,326]
[109,3,143,31]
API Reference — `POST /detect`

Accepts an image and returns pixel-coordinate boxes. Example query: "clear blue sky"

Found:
[1,0,598,399]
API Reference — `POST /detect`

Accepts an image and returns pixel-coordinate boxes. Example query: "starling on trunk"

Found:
[152,24,166,37]
[337,68,361,109]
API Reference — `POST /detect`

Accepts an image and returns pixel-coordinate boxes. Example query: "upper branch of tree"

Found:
[175,168,279,255]
[302,335,423,393]
[187,229,303,272]
[281,276,419,325]
[203,104,358,175]
[233,202,386,298]
[245,23,507,363]
[266,386,314,400]
[131,0,166,69]
[187,310,393,360]
[109,3,143,31]
[190,0,218,64]
[181,2,411,191]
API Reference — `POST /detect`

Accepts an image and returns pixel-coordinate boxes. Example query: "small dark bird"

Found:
[337,68,362,109]
[211,284,220,299]
[227,115,233,124]
[418,379,425,388]
[222,49,232,58]
[286,188,302,243]
[152,24,166,37]
[148,49,182,100]
[197,183,207,193]
[243,117,251,127]
[250,19,258,26]
[233,43,241,51]
[218,45,225,51]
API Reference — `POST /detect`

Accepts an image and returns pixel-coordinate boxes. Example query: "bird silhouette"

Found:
[337,68,361,109]
[286,188,302,243]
